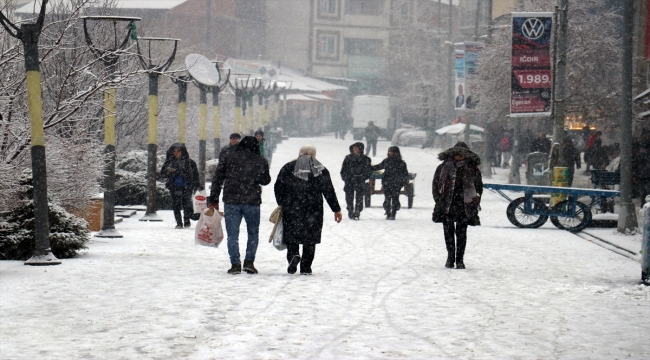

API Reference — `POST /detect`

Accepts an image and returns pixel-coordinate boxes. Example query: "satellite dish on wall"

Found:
[185,54,220,86]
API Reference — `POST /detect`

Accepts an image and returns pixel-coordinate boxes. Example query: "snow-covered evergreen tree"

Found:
[0,171,89,260]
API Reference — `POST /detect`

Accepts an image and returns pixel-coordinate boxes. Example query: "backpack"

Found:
[500,137,511,151]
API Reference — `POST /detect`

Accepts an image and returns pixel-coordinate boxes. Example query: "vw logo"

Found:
[521,18,545,40]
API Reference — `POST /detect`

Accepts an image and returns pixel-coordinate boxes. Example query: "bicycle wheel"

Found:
[506,197,549,228]
[549,200,592,232]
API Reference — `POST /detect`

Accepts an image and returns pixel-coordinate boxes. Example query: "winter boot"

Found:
[243,260,258,274]
[442,222,456,269]
[456,235,467,269]
[445,243,455,268]
[175,224,183,229]
[184,220,191,228]
[227,263,241,274]
[173,209,183,226]
[287,255,300,274]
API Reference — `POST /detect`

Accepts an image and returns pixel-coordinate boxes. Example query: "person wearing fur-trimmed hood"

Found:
[432,142,483,269]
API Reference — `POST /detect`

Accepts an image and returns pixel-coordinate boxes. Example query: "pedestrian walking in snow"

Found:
[371,146,409,220]
[559,137,581,187]
[255,130,272,164]
[160,143,203,229]
[274,146,342,275]
[340,142,372,220]
[365,121,380,157]
[500,132,512,168]
[219,133,241,162]
[208,136,271,275]
[432,142,483,269]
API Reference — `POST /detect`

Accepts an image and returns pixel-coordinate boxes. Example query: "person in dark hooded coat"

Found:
[160,143,202,229]
[371,146,409,220]
[432,142,483,269]
[340,142,372,219]
[274,146,342,275]
[208,136,271,275]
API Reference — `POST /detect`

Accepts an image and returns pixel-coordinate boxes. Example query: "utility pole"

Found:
[448,1,454,121]
[617,0,638,232]
[482,0,493,178]
[552,0,568,161]
[205,0,211,47]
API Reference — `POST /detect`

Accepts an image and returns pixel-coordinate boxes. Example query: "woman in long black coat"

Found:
[274,146,342,275]
[432,142,483,269]
[371,146,409,220]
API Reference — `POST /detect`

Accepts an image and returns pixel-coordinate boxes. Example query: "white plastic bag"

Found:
[194,208,224,248]
[272,219,286,251]
[192,191,207,219]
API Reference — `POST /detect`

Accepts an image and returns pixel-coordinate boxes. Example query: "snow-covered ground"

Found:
[1,136,649,359]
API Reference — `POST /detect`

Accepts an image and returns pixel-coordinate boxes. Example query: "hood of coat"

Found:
[165,143,190,160]
[349,142,365,154]
[388,146,402,160]
[438,141,481,166]
[237,136,260,154]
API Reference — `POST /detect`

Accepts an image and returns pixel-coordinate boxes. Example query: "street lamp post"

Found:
[82,15,140,239]
[210,63,229,158]
[185,54,221,189]
[0,0,60,265]
[136,37,179,222]
[171,75,190,145]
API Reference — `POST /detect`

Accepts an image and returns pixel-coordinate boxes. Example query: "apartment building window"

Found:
[316,31,340,60]
[390,0,411,24]
[318,0,341,19]
[345,0,384,16]
[344,38,383,56]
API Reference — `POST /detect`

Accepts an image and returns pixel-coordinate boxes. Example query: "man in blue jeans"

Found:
[208,136,271,274]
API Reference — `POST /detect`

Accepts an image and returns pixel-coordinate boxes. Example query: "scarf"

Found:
[438,159,479,217]
[293,155,324,181]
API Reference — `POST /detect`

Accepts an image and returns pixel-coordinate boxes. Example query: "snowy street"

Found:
[1,136,649,359]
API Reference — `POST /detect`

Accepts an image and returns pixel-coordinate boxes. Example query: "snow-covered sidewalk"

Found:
[1,136,649,359]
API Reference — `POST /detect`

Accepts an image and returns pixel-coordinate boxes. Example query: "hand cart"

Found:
[483,183,620,233]
[365,172,417,209]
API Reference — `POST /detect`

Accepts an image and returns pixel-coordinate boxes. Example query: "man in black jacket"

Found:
[340,142,371,220]
[208,136,271,275]
[218,133,241,162]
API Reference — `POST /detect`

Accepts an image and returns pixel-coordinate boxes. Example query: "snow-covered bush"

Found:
[115,150,172,209]
[0,172,89,260]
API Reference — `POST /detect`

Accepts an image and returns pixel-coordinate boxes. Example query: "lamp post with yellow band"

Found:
[82,15,140,238]
[0,0,60,265]
[185,54,221,189]
[228,75,251,135]
[171,75,190,145]
[136,37,179,222]
[210,65,229,158]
